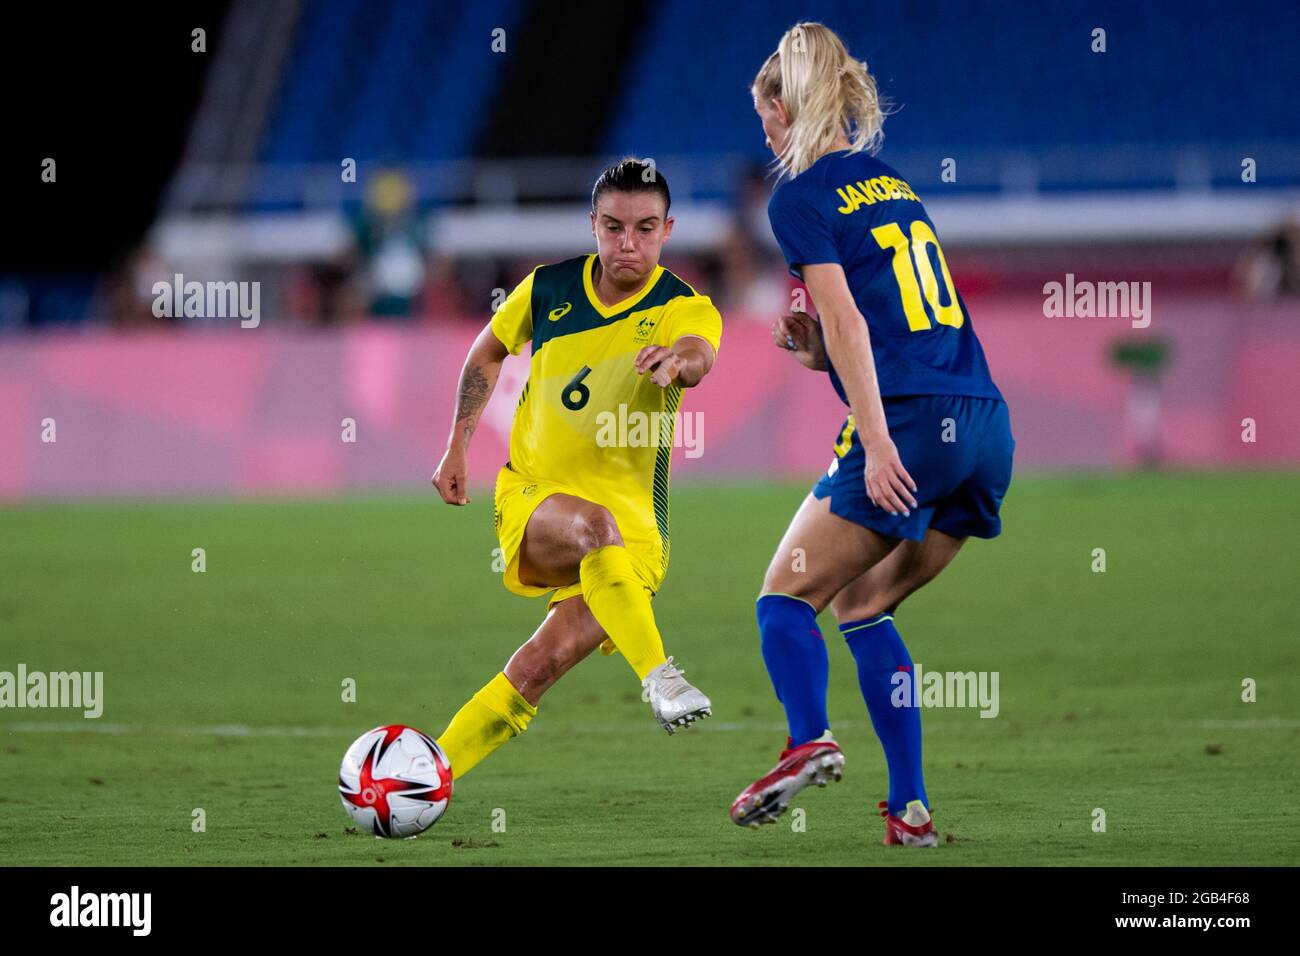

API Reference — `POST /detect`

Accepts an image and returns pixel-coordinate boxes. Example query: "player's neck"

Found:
[591,257,651,306]
[813,133,853,163]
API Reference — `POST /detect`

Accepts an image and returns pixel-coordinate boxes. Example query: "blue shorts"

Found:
[812,396,1014,542]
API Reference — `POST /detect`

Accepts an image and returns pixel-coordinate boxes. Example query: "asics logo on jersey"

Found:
[547,302,572,321]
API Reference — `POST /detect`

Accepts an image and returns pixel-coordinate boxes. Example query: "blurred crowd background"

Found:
[3,0,1299,333]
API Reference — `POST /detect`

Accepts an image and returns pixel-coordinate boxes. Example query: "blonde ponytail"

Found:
[752,22,887,179]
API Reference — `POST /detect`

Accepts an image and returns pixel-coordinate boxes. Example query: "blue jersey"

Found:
[768,150,1002,404]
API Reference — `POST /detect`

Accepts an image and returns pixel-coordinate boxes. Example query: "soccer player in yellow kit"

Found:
[430,159,722,781]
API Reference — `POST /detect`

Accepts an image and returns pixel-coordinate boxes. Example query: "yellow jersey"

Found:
[490,253,722,576]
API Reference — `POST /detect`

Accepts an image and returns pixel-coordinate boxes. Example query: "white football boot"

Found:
[641,656,712,734]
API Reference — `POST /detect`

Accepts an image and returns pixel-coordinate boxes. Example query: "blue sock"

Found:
[841,613,928,815]
[756,593,829,747]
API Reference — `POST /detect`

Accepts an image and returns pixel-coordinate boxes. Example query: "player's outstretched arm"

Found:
[802,263,918,518]
[633,335,716,389]
[431,323,510,506]
[773,311,827,371]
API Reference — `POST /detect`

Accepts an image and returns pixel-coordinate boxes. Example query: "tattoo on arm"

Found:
[455,365,490,441]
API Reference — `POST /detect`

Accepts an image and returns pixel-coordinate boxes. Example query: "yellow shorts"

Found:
[493,462,662,655]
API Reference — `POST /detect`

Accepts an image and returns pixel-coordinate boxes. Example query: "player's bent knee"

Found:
[831,594,894,624]
[761,558,808,602]
[573,504,623,554]
[759,568,785,601]
[758,567,827,612]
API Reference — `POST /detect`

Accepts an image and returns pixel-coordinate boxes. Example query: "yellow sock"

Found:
[435,672,537,778]
[579,545,667,680]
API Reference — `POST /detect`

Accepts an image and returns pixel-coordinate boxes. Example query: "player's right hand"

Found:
[432,447,471,505]
[863,435,918,518]
[772,312,827,371]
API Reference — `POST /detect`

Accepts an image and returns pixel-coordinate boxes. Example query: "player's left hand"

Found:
[634,345,686,388]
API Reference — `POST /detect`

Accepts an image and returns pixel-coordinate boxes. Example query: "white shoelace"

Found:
[643,657,691,700]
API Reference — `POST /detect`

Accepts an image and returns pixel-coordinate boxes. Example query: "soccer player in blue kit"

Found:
[729,23,1015,846]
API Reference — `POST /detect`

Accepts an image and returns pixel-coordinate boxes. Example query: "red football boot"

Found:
[730,733,844,827]
[879,799,938,847]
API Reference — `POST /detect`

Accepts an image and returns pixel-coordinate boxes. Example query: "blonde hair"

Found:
[752,22,887,179]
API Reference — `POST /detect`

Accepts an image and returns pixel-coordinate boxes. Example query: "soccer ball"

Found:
[338,725,453,837]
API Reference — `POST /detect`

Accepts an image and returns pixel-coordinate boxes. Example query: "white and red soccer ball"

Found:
[338,725,453,837]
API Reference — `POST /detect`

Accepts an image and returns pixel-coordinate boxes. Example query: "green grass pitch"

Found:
[1,473,1297,866]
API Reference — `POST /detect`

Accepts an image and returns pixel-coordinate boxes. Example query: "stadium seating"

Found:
[261,0,525,164]
[604,0,1300,190]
